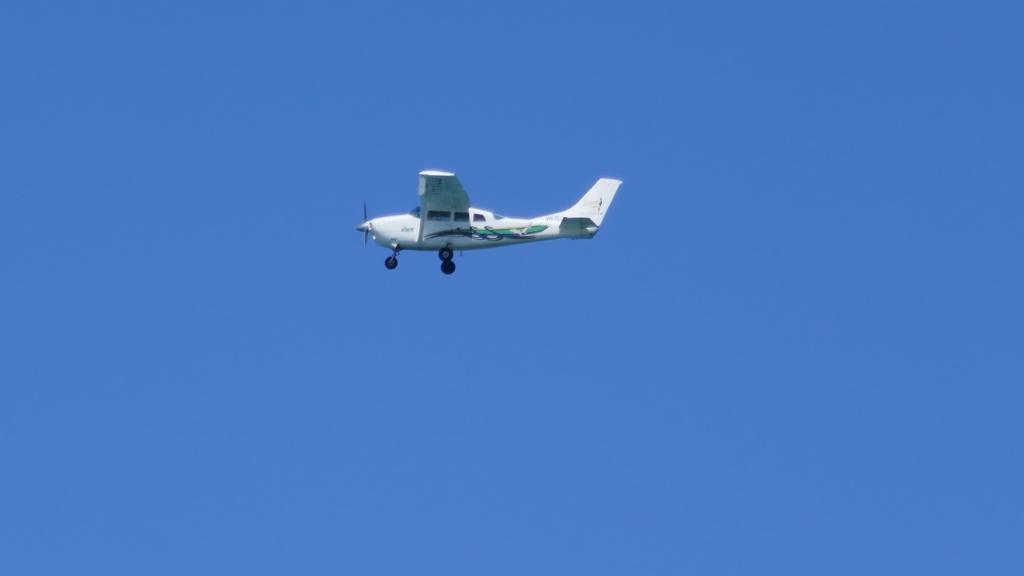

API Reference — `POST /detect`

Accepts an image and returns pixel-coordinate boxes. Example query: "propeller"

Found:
[357,201,370,246]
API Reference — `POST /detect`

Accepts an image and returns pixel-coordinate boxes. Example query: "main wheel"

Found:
[384,256,398,269]
[438,247,453,261]
[441,260,456,275]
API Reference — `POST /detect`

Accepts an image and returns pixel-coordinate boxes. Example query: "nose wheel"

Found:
[439,246,456,275]
[384,244,400,270]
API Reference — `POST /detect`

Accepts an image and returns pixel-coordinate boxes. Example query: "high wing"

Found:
[418,170,470,242]
[419,170,470,213]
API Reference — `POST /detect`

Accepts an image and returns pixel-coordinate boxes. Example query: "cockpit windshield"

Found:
[409,206,421,218]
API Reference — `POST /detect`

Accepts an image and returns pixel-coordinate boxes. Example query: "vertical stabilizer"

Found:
[563,178,622,226]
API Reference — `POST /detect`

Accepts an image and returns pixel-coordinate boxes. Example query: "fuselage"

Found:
[367,206,579,251]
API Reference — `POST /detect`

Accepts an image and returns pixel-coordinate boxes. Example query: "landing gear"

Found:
[438,246,456,274]
[385,243,400,270]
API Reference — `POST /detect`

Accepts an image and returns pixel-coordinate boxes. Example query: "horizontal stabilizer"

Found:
[560,216,600,238]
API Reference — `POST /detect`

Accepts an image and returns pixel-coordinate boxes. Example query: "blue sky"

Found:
[2,1,1022,574]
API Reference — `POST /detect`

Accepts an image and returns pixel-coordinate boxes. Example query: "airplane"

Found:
[356,170,622,274]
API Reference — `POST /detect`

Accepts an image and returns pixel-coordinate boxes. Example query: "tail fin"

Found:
[563,178,622,226]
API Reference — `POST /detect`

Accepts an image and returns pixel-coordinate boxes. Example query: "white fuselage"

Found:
[368,207,589,252]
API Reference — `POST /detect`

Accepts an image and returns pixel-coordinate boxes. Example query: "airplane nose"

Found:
[356,221,370,232]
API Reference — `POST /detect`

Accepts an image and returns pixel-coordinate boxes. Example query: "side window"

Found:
[473,213,486,222]
[454,212,470,222]
[427,210,451,221]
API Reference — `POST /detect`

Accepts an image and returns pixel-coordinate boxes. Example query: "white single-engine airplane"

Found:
[356,170,622,274]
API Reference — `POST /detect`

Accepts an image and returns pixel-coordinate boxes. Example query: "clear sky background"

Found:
[2,1,1022,574]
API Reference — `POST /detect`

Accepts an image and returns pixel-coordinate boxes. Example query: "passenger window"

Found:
[427,210,451,221]
[454,212,470,222]
[473,213,486,222]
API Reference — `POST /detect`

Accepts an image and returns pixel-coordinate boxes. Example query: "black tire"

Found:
[439,247,453,261]
[441,260,456,275]
[384,256,398,270]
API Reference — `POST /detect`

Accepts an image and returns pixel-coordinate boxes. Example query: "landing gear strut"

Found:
[385,244,400,270]
[439,246,456,275]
